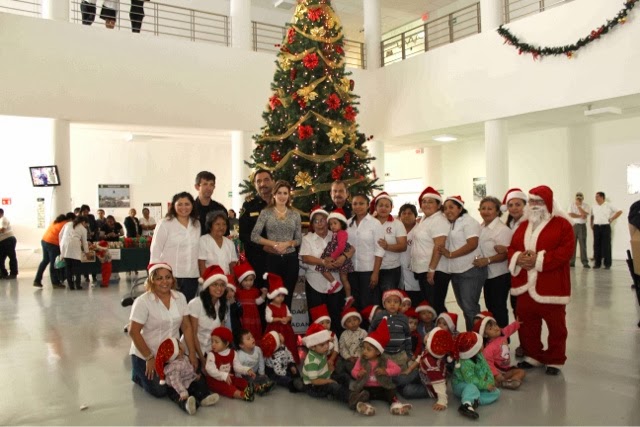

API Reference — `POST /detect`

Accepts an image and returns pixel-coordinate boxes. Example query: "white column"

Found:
[42,0,69,21]
[364,0,381,69]
[50,119,72,216]
[231,131,254,211]
[424,146,443,191]
[230,0,252,51]
[367,139,385,187]
[480,0,503,32]
[484,120,508,198]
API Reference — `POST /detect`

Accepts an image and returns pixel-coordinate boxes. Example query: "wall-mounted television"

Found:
[29,165,61,187]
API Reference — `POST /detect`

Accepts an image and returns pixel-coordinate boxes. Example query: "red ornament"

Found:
[290,68,297,80]
[287,27,295,44]
[297,98,307,109]
[271,151,282,163]
[331,165,345,180]
[344,152,351,165]
[298,124,314,140]
[349,79,355,91]
[343,105,356,122]
[303,53,319,69]
[326,93,341,110]
[308,7,322,22]
[335,45,344,55]
[269,95,281,110]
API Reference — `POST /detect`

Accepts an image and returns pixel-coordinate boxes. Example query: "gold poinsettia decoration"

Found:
[297,85,319,102]
[294,171,313,189]
[279,57,292,71]
[328,127,345,144]
[311,27,327,38]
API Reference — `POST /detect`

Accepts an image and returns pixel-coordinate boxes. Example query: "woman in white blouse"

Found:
[198,211,238,276]
[347,194,385,310]
[371,192,407,293]
[398,204,422,307]
[472,196,514,328]
[438,196,486,331]
[59,215,90,290]
[150,192,201,302]
[140,207,156,237]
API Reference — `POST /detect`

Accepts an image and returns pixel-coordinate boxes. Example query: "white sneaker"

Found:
[185,396,197,415]
[200,393,219,406]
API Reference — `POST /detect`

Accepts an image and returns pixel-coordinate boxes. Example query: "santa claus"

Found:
[507,185,574,375]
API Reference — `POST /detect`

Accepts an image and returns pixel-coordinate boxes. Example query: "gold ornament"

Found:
[311,27,327,38]
[326,16,336,29]
[279,57,292,71]
[294,171,313,189]
[328,127,345,144]
[297,86,319,102]
[294,3,308,21]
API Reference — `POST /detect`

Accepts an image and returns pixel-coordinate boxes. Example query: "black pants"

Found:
[130,0,145,33]
[364,386,396,404]
[305,382,349,403]
[378,267,402,293]
[483,273,511,328]
[65,258,82,289]
[348,271,381,311]
[416,270,450,314]
[176,278,199,303]
[593,224,612,268]
[80,0,96,25]
[0,236,18,277]
[267,253,299,308]
[305,280,345,336]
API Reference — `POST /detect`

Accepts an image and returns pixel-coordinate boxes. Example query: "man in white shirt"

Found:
[568,192,590,268]
[0,209,18,279]
[590,191,623,269]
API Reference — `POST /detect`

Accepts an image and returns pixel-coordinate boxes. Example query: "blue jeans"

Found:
[176,278,199,303]
[451,266,487,331]
[35,241,62,285]
[452,382,500,406]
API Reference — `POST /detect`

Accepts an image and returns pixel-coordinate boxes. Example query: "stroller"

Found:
[626,249,640,328]
[122,274,148,333]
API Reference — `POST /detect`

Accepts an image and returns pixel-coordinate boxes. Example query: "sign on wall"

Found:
[98,185,130,208]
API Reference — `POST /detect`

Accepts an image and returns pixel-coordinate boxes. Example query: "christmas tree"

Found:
[240,0,381,215]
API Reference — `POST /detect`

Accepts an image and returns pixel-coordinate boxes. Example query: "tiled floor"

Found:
[1,261,639,425]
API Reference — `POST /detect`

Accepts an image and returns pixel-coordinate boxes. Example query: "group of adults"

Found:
[80,0,149,32]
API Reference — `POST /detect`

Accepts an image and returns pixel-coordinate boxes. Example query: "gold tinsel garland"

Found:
[258,111,356,143]
[255,142,367,172]
[291,178,369,199]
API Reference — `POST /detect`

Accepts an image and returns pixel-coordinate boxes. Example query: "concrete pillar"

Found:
[368,139,385,187]
[480,0,502,32]
[230,0,252,51]
[364,0,381,69]
[484,119,508,198]
[50,119,72,216]
[231,131,254,211]
[42,0,69,21]
[424,145,443,191]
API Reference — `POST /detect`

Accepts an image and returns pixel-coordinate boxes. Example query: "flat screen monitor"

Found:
[29,165,61,187]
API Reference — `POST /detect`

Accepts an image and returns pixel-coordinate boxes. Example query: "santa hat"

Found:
[529,185,554,214]
[211,326,234,344]
[96,240,109,251]
[361,305,379,323]
[445,195,465,207]
[233,262,256,284]
[419,186,442,204]
[226,275,237,293]
[309,205,329,231]
[260,331,281,358]
[399,290,411,305]
[404,307,419,319]
[369,192,394,221]
[415,301,437,318]
[364,317,390,354]
[437,312,458,332]
[472,315,495,338]
[155,338,180,385]
[327,208,348,226]
[310,304,331,324]
[501,188,528,212]
[425,327,455,359]
[382,289,403,305]
[199,265,228,291]
[303,323,331,348]
[148,262,172,276]
[340,307,362,328]
[475,310,494,320]
[454,332,483,367]
[263,272,288,299]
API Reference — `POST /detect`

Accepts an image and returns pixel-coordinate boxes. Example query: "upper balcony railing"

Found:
[0,0,40,16]
[381,3,480,67]
[504,0,573,23]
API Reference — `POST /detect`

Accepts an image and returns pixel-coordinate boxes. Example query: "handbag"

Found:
[54,255,66,269]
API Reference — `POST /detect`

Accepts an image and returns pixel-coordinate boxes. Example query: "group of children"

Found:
[153,261,526,419]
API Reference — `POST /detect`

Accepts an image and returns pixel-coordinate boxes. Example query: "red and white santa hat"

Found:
[360,305,379,323]
[199,265,228,291]
[310,304,331,324]
[437,312,458,332]
[425,326,455,359]
[382,289,404,305]
[528,185,553,213]
[340,307,362,328]
[400,290,411,305]
[303,323,332,348]
[309,205,329,231]
[148,262,172,276]
[155,337,180,385]
[475,310,494,320]
[501,188,528,212]
[404,307,419,320]
[260,331,281,358]
[211,326,234,344]
[263,272,288,299]
[369,192,394,221]
[327,208,348,226]
[96,240,109,251]
[225,274,237,293]
[445,195,465,207]
[472,315,495,338]
[419,186,442,204]
[454,332,483,366]
[233,262,256,284]
[415,301,437,318]
[364,317,390,354]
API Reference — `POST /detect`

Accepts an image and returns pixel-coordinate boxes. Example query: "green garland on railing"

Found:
[497,0,638,60]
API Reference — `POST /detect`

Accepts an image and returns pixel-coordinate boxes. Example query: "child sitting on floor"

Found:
[309,304,339,370]
[205,327,255,402]
[436,312,459,337]
[400,291,412,313]
[338,307,367,375]
[415,301,437,340]
[404,307,423,363]
[418,327,455,411]
[261,331,304,393]
[235,329,275,396]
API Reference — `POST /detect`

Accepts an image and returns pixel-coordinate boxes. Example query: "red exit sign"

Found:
[1,198,11,205]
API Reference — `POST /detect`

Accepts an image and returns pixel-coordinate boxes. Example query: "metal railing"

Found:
[0,0,40,16]
[252,21,366,69]
[70,0,229,46]
[504,0,573,23]
[381,3,480,67]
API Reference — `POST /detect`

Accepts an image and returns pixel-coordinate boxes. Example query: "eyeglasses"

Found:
[211,282,227,288]
[312,218,327,224]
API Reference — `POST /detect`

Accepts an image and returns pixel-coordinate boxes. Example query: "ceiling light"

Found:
[432,134,457,142]
[583,106,622,117]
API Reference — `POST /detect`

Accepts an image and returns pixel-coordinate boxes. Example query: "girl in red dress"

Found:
[263,272,299,364]
[233,262,267,341]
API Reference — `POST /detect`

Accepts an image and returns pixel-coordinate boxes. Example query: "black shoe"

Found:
[593,265,601,269]
[569,264,575,268]
[52,283,66,289]
[458,403,479,419]
[604,266,610,270]
[518,361,535,369]
[121,297,135,307]
[583,265,591,269]
[472,399,479,409]
[1,274,17,280]
[33,281,43,288]
[545,367,561,376]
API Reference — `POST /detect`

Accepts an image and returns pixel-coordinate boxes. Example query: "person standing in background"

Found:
[124,208,142,238]
[140,207,156,237]
[0,209,18,280]
[100,0,118,29]
[80,0,97,25]
[590,192,623,269]
[193,171,228,236]
[324,180,352,220]
[130,0,148,33]
[568,192,590,268]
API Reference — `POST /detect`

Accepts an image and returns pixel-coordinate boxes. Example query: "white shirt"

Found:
[150,218,201,278]
[140,216,156,237]
[446,214,482,274]
[479,217,513,279]
[0,216,14,241]
[188,297,222,354]
[299,231,340,293]
[129,290,188,359]
[410,212,450,274]
[198,235,238,274]
[400,226,420,291]
[592,202,619,225]
[379,218,407,270]
[568,202,590,225]
[347,214,385,272]
[59,223,89,260]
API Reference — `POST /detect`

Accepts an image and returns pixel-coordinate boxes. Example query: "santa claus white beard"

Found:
[525,205,550,228]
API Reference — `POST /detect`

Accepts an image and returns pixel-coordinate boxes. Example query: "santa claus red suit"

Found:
[507,185,574,372]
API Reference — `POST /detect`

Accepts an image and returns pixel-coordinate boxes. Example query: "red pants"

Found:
[206,374,248,398]
[516,292,567,366]
[101,262,112,287]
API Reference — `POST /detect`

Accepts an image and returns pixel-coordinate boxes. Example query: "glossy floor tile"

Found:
[1,262,639,425]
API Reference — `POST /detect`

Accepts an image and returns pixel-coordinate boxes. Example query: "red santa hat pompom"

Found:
[211,326,234,344]
[404,307,419,319]
[263,272,288,299]
[415,301,437,318]
[454,332,483,367]
[445,195,465,208]
[148,262,172,276]
[425,326,455,359]
[260,331,281,358]
[340,307,362,328]
[419,186,442,205]
[501,188,528,212]
[364,317,390,354]
[369,192,394,221]
[327,208,348,227]
[472,315,495,338]
[310,304,331,324]
[382,289,404,305]
[437,312,458,333]
[233,262,256,284]
[199,265,228,291]
[155,337,180,385]
[303,323,332,348]
[528,185,553,213]
[360,305,379,323]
